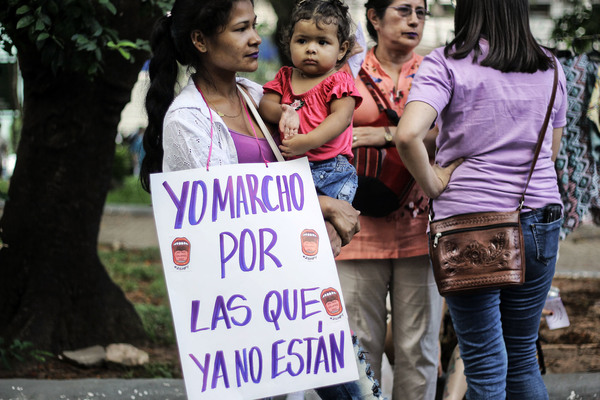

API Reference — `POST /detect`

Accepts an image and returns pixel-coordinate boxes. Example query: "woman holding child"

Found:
[139,0,381,398]
[140,0,361,254]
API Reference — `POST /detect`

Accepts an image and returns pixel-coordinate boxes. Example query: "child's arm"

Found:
[258,92,284,124]
[279,96,356,158]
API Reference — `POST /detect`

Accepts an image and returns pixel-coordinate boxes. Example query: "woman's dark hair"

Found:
[364,0,428,43]
[444,0,552,73]
[280,0,356,67]
[140,0,252,193]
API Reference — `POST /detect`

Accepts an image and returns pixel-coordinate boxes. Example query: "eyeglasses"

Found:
[387,5,430,20]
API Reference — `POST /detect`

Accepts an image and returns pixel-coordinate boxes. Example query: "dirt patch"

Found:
[0,345,183,380]
[437,276,600,375]
[538,276,600,373]
[1,277,598,379]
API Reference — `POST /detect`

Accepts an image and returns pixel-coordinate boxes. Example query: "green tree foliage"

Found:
[0,0,171,76]
[552,1,600,54]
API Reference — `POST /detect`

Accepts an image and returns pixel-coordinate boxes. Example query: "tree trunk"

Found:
[0,2,159,354]
[266,0,294,66]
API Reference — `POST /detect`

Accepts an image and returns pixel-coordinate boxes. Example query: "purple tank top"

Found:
[229,129,278,164]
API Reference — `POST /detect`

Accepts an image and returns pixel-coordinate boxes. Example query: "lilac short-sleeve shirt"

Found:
[406,41,567,220]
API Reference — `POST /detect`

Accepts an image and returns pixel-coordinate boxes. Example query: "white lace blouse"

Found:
[162,77,264,172]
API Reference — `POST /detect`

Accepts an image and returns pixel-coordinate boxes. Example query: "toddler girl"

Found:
[259,0,361,203]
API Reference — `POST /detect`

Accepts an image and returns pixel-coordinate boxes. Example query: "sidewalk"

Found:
[1,373,599,400]
[98,204,158,249]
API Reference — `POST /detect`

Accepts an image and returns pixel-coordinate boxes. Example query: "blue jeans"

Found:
[444,206,561,400]
[310,155,358,203]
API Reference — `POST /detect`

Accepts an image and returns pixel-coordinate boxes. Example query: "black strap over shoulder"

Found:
[358,67,399,125]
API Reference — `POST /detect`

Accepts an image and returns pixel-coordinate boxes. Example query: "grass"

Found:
[0,179,8,201]
[99,246,179,378]
[106,175,151,205]
[99,246,175,347]
[0,338,54,370]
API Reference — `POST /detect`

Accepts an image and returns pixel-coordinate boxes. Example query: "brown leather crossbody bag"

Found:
[429,61,559,296]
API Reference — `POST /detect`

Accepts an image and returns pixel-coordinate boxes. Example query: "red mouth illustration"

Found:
[321,287,343,316]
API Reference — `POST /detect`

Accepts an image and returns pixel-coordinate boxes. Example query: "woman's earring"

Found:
[191,31,206,52]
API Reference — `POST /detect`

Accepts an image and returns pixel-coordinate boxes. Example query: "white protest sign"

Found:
[150,157,358,399]
[347,21,367,78]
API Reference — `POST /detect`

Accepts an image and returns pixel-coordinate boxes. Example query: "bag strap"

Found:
[358,67,394,113]
[237,84,285,162]
[358,67,398,140]
[518,58,559,210]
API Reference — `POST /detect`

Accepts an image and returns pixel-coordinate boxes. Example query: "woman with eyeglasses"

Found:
[336,1,442,399]
[395,0,567,398]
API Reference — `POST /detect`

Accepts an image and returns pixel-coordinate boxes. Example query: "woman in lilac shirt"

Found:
[395,0,567,399]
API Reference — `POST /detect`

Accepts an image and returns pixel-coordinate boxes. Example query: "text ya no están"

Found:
[189,329,347,393]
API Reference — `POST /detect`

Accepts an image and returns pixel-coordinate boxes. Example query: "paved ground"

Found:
[40,354,593,400]
[0,204,599,399]
[98,204,158,250]
[1,373,599,400]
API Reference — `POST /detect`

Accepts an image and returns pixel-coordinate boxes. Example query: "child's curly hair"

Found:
[280,0,356,67]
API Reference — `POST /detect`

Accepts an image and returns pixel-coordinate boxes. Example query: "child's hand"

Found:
[279,105,299,140]
[279,134,314,158]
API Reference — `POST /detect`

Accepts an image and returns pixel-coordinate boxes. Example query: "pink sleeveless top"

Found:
[229,129,278,164]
